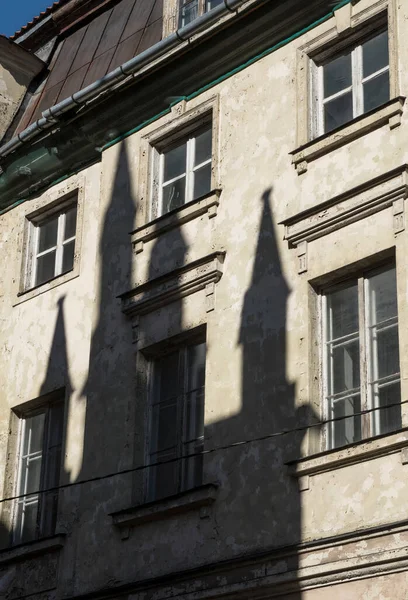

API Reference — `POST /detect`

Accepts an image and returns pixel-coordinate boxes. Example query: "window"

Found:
[148,340,206,501]
[179,0,223,27]
[313,29,389,136]
[323,265,401,449]
[13,401,64,545]
[28,203,77,288]
[155,125,212,217]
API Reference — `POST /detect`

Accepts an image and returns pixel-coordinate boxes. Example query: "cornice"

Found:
[120,252,225,318]
[282,164,408,247]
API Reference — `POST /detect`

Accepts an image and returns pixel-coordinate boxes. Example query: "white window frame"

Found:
[322,264,401,449]
[13,400,64,545]
[313,27,390,138]
[147,338,206,502]
[27,202,77,290]
[155,124,212,218]
[178,0,222,27]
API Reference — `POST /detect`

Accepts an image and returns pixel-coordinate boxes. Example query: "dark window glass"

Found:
[362,30,389,78]
[323,52,352,98]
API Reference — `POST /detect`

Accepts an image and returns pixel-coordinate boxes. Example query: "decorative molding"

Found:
[282,165,408,248]
[291,97,405,174]
[286,429,408,478]
[131,190,221,255]
[0,535,65,566]
[393,197,405,233]
[120,252,225,318]
[334,2,351,34]
[110,484,218,537]
[297,241,308,274]
[103,518,408,599]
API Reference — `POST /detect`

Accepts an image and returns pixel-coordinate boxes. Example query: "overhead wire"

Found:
[2,398,407,505]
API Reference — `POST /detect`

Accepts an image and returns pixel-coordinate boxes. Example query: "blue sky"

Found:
[2,1,54,36]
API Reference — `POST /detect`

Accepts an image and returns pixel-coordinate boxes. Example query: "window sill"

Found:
[0,534,65,565]
[14,268,79,306]
[110,483,218,537]
[131,189,221,254]
[290,97,406,175]
[286,429,408,479]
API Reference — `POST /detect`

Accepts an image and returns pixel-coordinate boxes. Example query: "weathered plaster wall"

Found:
[1,0,408,598]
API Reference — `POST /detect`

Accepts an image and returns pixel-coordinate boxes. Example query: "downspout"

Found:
[0,0,253,160]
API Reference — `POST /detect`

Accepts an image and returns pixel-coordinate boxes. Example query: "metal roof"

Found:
[13,0,163,135]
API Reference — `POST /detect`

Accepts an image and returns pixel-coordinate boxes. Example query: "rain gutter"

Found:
[0,0,263,160]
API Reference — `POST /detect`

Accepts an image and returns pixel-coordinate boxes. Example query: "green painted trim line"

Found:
[0,198,26,216]
[0,0,352,213]
[102,107,172,151]
[102,0,351,151]
[0,159,101,216]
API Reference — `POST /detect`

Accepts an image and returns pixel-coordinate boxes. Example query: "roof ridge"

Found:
[9,0,71,41]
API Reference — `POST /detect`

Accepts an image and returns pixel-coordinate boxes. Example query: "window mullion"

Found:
[32,226,40,288]
[37,407,51,537]
[55,213,65,277]
[186,137,195,203]
[359,276,369,438]
[158,152,165,218]
[315,64,324,137]
[177,349,187,492]
[321,294,330,449]
[352,44,363,118]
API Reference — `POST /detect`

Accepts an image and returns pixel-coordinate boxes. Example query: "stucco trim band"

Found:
[290,96,405,174]
[282,163,408,246]
[287,428,408,477]
[131,190,221,254]
[110,483,218,533]
[0,534,65,566]
[120,252,225,317]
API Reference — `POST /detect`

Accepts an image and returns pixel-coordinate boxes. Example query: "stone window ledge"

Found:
[290,97,406,175]
[0,534,65,565]
[287,429,408,478]
[132,189,221,254]
[110,483,218,537]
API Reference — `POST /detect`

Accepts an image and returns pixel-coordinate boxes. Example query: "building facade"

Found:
[0,0,408,598]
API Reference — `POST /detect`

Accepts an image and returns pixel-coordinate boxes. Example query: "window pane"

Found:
[26,457,42,494]
[323,53,352,98]
[180,0,199,26]
[152,399,178,451]
[374,382,401,435]
[195,129,212,166]
[150,449,178,499]
[41,492,58,537]
[373,325,399,379]
[17,501,39,544]
[162,177,186,213]
[206,0,223,10]
[182,441,203,490]
[187,343,206,393]
[64,206,77,240]
[327,283,359,340]
[331,395,361,448]
[363,70,389,113]
[155,351,180,402]
[48,402,65,450]
[62,240,75,274]
[324,91,353,133]
[36,251,56,285]
[163,143,187,182]
[37,217,58,253]
[363,30,389,78]
[193,164,211,200]
[23,413,45,455]
[368,267,397,324]
[330,340,360,394]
